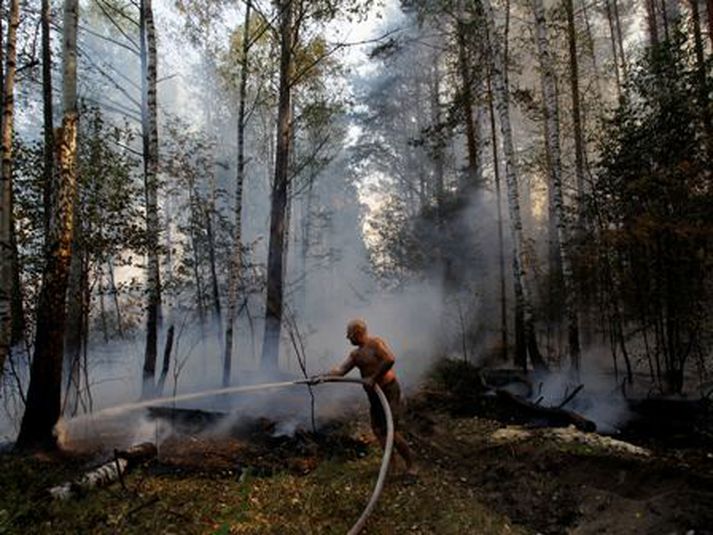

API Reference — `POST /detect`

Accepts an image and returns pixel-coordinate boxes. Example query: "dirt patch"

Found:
[406,393,713,535]
[154,417,370,479]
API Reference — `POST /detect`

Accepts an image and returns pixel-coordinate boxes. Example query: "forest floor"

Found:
[1,372,713,534]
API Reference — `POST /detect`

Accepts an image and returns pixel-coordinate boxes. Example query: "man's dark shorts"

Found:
[366,379,402,435]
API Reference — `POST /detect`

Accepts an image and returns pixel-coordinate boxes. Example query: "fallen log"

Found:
[495,389,596,432]
[49,458,129,500]
[49,442,157,500]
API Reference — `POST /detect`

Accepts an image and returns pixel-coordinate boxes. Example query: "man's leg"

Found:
[371,423,415,474]
[393,431,416,474]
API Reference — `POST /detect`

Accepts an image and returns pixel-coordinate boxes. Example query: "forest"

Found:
[0,0,712,533]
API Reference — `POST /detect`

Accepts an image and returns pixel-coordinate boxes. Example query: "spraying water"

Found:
[57,377,393,535]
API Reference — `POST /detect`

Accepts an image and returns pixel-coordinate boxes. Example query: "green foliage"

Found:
[13,106,141,339]
[587,33,713,392]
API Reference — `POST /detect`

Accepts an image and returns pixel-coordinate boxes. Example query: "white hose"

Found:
[296,377,394,535]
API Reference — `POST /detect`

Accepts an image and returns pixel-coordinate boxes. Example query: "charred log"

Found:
[495,389,596,432]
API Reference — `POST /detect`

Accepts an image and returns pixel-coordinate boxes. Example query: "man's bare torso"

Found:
[349,336,396,386]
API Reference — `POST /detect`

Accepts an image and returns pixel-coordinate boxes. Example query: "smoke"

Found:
[530,353,633,434]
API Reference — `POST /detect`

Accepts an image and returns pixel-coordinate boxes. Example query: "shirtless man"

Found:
[324,319,416,476]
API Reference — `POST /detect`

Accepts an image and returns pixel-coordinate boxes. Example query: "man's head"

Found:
[346,319,368,346]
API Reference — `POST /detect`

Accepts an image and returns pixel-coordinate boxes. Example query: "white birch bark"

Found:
[0,0,20,380]
[482,0,545,370]
[532,0,581,371]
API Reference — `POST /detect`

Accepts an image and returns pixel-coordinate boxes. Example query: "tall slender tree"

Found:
[224,0,252,386]
[140,0,162,397]
[261,0,294,370]
[532,0,581,371]
[0,0,20,380]
[487,70,508,361]
[42,0,54,236]
[17,0,80,450]
[564,0,586,225]
[482,0,546,371]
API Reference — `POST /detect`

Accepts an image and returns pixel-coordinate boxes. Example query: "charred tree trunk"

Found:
[261,0,294,371]
[140,0,161,398]
[17,0,79,450]
[0,0,20,380]
[532,0,581,372]
[224,0,252,387]
[482,0,546,372]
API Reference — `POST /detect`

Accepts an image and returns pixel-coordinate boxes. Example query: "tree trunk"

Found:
[63,227,86,416]
[261,0,294,371]
[532,0,562,284]
[224,0,252,387]
[689,0,713,154]
[156,324,174,396]
[107,257,124,337]
[604,0,623,101]
[140,0,161,398]
[187,182,206,326]
[0,0,20,381]
[645,0,660,46]
[564,0,586,228]
[17,0,79,450]
[612,0,628,81]
[205,200,221,327]
[707,0,713,49]
[482,0,546,372]
[532,0,581,372]
[487,71,508,362]
[580,0,602,97]
[456,19,479,187]
[42,0,54,237]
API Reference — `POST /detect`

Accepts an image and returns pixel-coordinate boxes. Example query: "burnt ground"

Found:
[406,389,713,535]
[141,385,713,534]
[2,378,713,534]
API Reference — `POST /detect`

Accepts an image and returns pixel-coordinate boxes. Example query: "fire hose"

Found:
[86,377,394,534]
[294,376,394,535]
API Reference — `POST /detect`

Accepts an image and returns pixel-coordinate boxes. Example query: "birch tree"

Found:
[481,0,546,371]
[531,0,580,371]
[140,0,162,398]
[224,0,252,386]
[0,0,20,380]
[17,0,80,450]
[42,0,54,236]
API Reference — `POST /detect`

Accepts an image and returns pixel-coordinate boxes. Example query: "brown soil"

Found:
[406,391,713,535]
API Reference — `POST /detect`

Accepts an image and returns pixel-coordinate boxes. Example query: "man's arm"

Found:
[327,352,356,377]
